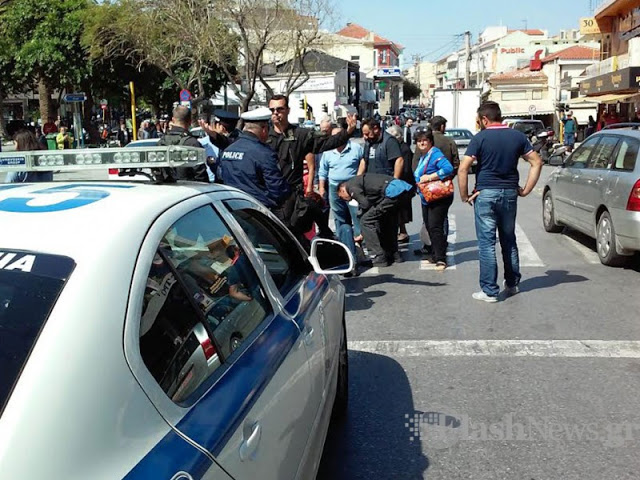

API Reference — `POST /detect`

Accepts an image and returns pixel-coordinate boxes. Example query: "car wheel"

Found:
[331,315,348,421]
[596,211,625,267]
[543,190,563,233]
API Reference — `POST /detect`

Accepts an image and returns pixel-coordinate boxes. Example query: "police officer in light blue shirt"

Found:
[220,107,290,221]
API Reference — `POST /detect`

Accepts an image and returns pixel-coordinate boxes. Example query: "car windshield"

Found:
[512,122,543,136]
[0,251,75,417]
[445,130,473,139]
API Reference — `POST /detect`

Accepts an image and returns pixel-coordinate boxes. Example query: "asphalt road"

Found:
[317,163,640,480]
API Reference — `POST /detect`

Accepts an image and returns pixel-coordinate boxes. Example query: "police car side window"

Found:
[140,205,272,405]
[225,201,310,298]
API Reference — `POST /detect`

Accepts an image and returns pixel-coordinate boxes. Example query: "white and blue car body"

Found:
[0,146,351,480]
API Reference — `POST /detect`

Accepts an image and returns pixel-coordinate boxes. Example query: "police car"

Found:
[0,145,353,479]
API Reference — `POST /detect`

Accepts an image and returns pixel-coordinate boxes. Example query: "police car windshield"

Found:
[0,251,75,417]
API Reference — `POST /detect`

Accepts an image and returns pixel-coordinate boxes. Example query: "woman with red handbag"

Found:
[413,129,454,271]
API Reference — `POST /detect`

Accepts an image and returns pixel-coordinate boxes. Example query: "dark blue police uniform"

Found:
[220,131,290,208]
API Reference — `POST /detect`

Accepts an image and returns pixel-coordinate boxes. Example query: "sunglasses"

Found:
[269,107,287,113]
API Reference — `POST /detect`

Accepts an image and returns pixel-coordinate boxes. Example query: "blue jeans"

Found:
[564,132,576,147]
[474,189,521,297]
[329,183,359,258]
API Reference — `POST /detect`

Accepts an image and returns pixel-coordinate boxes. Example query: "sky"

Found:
[336,0,597,66]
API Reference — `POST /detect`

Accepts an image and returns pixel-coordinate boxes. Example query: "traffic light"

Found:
[322,103,328,113]
[299,99,305,109]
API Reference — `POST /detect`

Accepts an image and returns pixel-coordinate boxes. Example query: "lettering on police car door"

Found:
[0,184,133,213]
[0,252,36,272]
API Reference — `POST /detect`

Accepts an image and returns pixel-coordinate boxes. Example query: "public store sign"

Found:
[580,67,640,95]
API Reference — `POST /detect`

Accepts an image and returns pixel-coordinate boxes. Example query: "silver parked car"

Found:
[444,128,475,172]
[543,129,640,266]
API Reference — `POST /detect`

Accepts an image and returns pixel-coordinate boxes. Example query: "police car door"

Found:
[125,194,313,480]
[219,197,339,475]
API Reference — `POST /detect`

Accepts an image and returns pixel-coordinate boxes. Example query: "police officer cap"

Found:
[213,109,240,123]
[240,107,272,122]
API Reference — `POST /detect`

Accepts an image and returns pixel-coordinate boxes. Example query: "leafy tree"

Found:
[83,0,228,111]
[403,80,421,101]
[0,0,90,121]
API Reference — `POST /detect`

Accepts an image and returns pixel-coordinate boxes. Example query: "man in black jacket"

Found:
[338,173,412,267]
[159,105,206,182]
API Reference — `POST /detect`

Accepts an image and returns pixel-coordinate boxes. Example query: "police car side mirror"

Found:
[308,238,354,275]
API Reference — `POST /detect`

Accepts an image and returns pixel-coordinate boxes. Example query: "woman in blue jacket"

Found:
[414,129,454,271]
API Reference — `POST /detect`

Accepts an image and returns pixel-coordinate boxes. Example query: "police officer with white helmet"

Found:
[220,107,290,221]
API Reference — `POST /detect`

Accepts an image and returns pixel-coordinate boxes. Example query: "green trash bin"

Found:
[46,133,57,150]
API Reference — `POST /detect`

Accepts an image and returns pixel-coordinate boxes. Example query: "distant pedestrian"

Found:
[458,101,543,303]
[414,129,454,271]
[5,130,53,183]
[403,118,413,146]
[562,110,578,152]
[139,121,150,139]
[43,117,58,135]
[117,119,132,146]
[56,127,73,150]
[585,115,597,138]
[338,173,413,267]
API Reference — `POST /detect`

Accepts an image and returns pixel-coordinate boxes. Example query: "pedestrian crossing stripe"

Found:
[515,223,545,267]
[348,340,640,358]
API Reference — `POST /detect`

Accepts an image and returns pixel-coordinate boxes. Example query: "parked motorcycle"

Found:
[547,144,568,166]
[531,129,555,163]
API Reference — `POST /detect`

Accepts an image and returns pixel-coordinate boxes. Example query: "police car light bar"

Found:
[0,146,205,172]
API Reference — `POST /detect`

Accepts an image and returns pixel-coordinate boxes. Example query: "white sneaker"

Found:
[502,280,520,296]
[472,291,498,303]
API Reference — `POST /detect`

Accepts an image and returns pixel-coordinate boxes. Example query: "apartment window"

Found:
[351,55,360,65]
[532,90,543,100]
[501,90,527,101]
[373,50,377,66]
[381,49,387,65]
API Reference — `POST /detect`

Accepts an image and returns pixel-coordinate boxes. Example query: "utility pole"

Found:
[475,35,481,86]
[413,54,421,104]
[464,31,471,89]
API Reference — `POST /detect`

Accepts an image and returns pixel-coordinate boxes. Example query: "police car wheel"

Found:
[331,314,349,421]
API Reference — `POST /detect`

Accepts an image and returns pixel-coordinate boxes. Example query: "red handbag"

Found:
[418,152,454,202]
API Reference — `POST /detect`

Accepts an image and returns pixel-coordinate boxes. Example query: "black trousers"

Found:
[359,195,401,259]
[421,195,453,264]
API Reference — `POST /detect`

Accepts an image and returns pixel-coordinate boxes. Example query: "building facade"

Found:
[579,1,640,124]
[332,23,405,115]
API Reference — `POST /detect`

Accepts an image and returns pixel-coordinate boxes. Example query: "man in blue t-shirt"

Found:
[458,101,543,303]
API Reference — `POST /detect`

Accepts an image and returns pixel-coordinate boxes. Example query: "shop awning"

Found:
[501,111,555,117]
[574,92,640,104]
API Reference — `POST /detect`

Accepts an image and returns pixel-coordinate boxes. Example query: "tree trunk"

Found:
[0,89,7,139]
[38,75,52,121]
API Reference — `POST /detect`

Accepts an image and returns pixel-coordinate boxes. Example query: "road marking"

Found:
[515,223,545,267]
[560,233,600,264]
[420,215,457,270]
[348,340,640,358]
